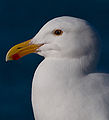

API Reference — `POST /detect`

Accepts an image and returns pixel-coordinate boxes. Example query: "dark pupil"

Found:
[55,30,61,35]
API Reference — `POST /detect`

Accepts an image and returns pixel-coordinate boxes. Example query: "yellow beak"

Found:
[6,39,43,61]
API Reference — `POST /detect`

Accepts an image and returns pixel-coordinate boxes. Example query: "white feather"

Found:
[31,16,109,120]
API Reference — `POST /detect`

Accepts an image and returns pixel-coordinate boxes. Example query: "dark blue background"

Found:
[0,0,109,120]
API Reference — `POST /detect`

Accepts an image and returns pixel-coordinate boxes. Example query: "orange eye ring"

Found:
[53,29,63,36]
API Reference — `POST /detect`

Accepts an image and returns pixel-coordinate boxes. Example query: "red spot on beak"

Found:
[12,54,21,60]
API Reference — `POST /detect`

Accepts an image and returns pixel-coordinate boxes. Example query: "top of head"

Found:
[32,16,100,60]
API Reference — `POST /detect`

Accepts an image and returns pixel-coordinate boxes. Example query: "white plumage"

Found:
[31,16,109,120]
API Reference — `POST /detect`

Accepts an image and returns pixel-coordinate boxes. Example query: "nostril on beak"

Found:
[17,47,23,49]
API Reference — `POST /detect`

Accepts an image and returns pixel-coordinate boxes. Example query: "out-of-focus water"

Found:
[0,0,109,120]
[0,28,43,120]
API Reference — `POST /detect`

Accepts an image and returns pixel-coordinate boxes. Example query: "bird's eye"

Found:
[53,29,63,36]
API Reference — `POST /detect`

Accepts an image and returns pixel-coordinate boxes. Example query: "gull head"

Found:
[31,16,100,60]
[6,16,100,67]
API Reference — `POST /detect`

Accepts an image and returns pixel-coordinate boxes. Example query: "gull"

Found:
[6,16,109,120]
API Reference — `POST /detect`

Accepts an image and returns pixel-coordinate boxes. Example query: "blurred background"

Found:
[0,0,109,120]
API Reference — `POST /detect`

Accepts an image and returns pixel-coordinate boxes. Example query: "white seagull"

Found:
[6,16,109,120]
